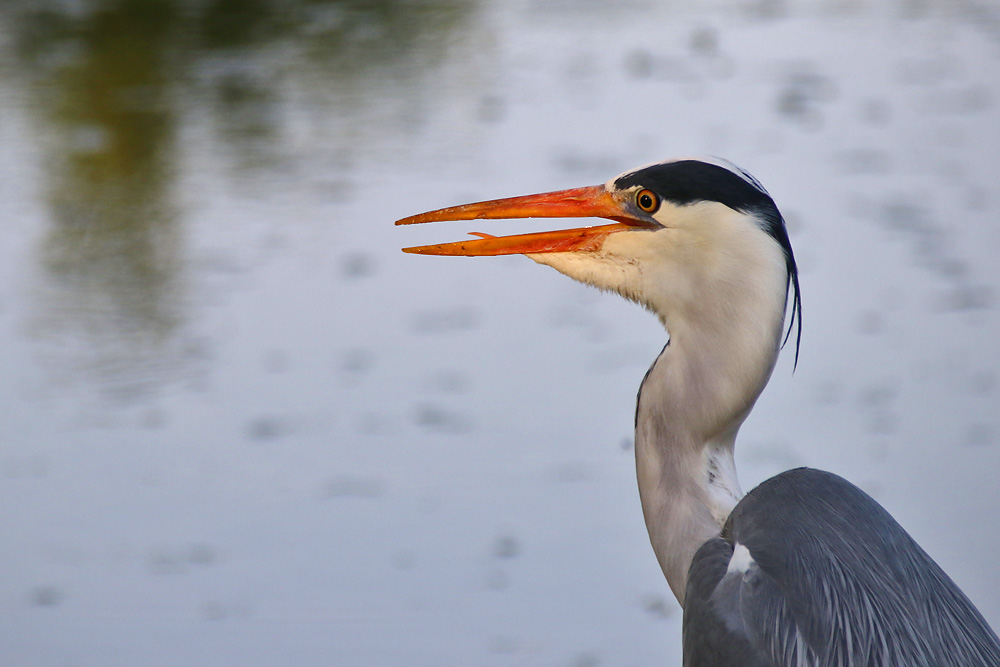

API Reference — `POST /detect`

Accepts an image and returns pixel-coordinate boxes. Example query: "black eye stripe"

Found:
[616,160,770,212]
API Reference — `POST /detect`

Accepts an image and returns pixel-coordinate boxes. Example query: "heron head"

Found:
[397,158,801,364]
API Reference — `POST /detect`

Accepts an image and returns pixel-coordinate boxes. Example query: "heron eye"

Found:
[636,189,659,213]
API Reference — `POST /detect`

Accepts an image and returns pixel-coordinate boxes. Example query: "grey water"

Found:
[1,1,999,664]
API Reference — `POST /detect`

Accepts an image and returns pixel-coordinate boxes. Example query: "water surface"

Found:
[2,1,999,664]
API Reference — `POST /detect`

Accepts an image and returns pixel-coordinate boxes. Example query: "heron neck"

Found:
[634,317,780,605]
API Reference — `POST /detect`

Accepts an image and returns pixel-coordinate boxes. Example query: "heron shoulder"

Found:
[684,537,772,666]
[684,467,1000,666]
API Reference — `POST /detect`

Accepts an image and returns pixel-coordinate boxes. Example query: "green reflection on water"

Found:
[22,0,182,342]
[3,0,473,395]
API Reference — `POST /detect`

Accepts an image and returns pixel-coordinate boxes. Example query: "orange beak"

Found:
[396,184,656,256]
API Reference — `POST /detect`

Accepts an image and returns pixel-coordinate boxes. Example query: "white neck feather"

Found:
[530,202,790,605]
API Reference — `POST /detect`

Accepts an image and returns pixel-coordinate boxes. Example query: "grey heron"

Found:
[396,159,1000,665]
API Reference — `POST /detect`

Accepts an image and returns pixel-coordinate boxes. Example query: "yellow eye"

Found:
[636,189,659,213]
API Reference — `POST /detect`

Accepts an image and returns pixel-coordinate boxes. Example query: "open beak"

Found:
[395,184,656,256]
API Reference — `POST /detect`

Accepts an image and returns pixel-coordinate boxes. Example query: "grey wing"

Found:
[685,467,1000,667]
[683,537,773,666]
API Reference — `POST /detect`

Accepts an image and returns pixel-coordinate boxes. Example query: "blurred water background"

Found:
[1,0,999,665]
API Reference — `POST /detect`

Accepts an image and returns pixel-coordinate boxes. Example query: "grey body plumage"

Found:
[684,468,1000,666]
